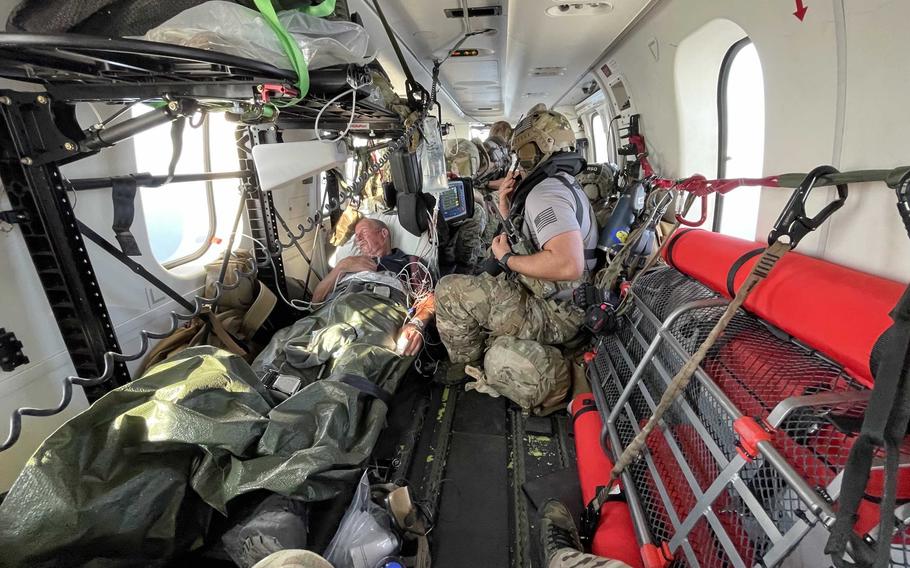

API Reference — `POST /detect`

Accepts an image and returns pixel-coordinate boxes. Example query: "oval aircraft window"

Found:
[591,113,610,163]
[133,109,242,268]
[717,40,765,240]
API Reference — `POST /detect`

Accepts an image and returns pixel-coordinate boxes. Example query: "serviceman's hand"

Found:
[398,323,424,356]
[338,255,378,273]
[492,234,512,261]
[498,174,518,218]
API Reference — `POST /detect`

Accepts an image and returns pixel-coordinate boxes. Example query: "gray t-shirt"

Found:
[520,172,599,272]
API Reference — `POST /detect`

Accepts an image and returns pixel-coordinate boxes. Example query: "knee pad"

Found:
[480,336,570,414]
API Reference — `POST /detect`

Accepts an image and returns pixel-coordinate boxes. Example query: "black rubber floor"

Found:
[390,380,582,568]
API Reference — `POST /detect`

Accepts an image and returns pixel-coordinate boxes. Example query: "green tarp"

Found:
[0,292,410,567]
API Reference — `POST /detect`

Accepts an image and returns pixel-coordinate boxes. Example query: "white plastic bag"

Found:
[324,471,399,568]
[144,1,374,70]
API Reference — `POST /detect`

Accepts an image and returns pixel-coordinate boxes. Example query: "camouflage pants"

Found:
[440,202,487,274]
[549,550,632,568]
[436,273,583,413]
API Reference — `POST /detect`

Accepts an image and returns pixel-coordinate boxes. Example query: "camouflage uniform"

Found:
[435,273,582,414]
[439,204,488,274]
[575,163,619,227]
[441,138,488,274]
[436,106,595,414]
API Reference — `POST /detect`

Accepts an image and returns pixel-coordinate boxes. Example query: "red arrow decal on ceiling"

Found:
[793,0,808,21]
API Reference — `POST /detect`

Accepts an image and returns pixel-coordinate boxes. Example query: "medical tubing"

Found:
[0,258,258,452]
[315,74,374,143]
[349,62,443,198]
[240,233,328,311]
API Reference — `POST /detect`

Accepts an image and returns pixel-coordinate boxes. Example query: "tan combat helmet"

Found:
[511,103,576,171]
[488,120,513,146]
[444,137,480,177]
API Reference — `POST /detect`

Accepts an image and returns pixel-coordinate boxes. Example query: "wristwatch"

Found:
[409,318,426,332]
[500,252,515,273]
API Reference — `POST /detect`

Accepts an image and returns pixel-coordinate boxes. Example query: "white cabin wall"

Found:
[0,100,209,491]
[594,0,910,281]
[819,2,910,280]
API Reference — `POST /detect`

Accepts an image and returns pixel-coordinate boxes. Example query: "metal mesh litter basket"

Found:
[587,264,910,567]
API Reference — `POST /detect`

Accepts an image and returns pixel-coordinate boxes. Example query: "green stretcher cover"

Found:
[0,292,410,567]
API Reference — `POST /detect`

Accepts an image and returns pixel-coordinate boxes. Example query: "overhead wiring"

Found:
[315,74,373,143]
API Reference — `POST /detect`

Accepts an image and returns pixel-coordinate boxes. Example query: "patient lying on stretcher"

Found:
[0,219,437,567]
[253,217,436,398]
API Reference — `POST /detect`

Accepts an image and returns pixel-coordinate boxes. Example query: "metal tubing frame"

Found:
[607,380,701,566]
[591,277,880,566]
[235,123,287,297]
[68,170,250,191]
[620,345,749,568]
[0,90,130,399]
[590,351,657,547]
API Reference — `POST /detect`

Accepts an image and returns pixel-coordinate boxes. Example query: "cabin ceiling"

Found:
[371,0,651,123]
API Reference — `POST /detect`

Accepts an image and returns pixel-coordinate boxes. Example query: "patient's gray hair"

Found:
[358,217,390,235]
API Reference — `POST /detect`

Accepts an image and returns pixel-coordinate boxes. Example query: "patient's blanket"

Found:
[254,284,410,387]
[0,293,410,567]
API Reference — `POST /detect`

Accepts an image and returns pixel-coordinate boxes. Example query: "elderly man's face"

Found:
[354,220,391,257]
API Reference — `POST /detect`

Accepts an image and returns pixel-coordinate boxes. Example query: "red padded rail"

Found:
[662,229,904,387]
[571,396,644,568]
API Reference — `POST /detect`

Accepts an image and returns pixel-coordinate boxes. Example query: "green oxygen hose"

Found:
[252,0,338,104]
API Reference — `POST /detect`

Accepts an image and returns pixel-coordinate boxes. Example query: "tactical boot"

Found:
[434,359,478,385]
[540,500,632,567]
[540,499,583,566]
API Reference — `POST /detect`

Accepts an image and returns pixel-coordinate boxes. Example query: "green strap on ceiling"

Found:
[253,0,337,104]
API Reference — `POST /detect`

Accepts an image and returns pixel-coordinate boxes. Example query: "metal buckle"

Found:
[768,165,848,248]
[261,368,302,397]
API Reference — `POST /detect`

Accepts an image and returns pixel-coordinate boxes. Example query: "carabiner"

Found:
[676,193,708,227]
[768,165,848,248]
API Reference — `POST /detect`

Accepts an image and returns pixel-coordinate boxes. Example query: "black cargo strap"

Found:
[330,372,393,405]
[553,173,599,262]
[726,248,764,297]
[825,284,910,568]
[77,220,195,312]
[111,177,141,256]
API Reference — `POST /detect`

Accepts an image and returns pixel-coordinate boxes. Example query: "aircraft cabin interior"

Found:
[0,1,909,567]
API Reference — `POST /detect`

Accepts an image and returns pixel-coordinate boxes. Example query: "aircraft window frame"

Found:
[162,115,217,269]
[134,110,243,270]
[590,112,610,163]
[714,37,764,239]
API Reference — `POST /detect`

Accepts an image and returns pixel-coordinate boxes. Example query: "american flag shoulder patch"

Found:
[534,207,558,232]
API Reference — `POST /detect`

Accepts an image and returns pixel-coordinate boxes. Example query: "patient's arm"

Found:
[397,292,436,356]
[411,292,436,326]
[312,255,378,303]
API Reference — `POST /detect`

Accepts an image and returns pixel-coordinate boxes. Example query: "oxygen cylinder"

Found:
[597,182,646,251]
[419,116,448,192]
